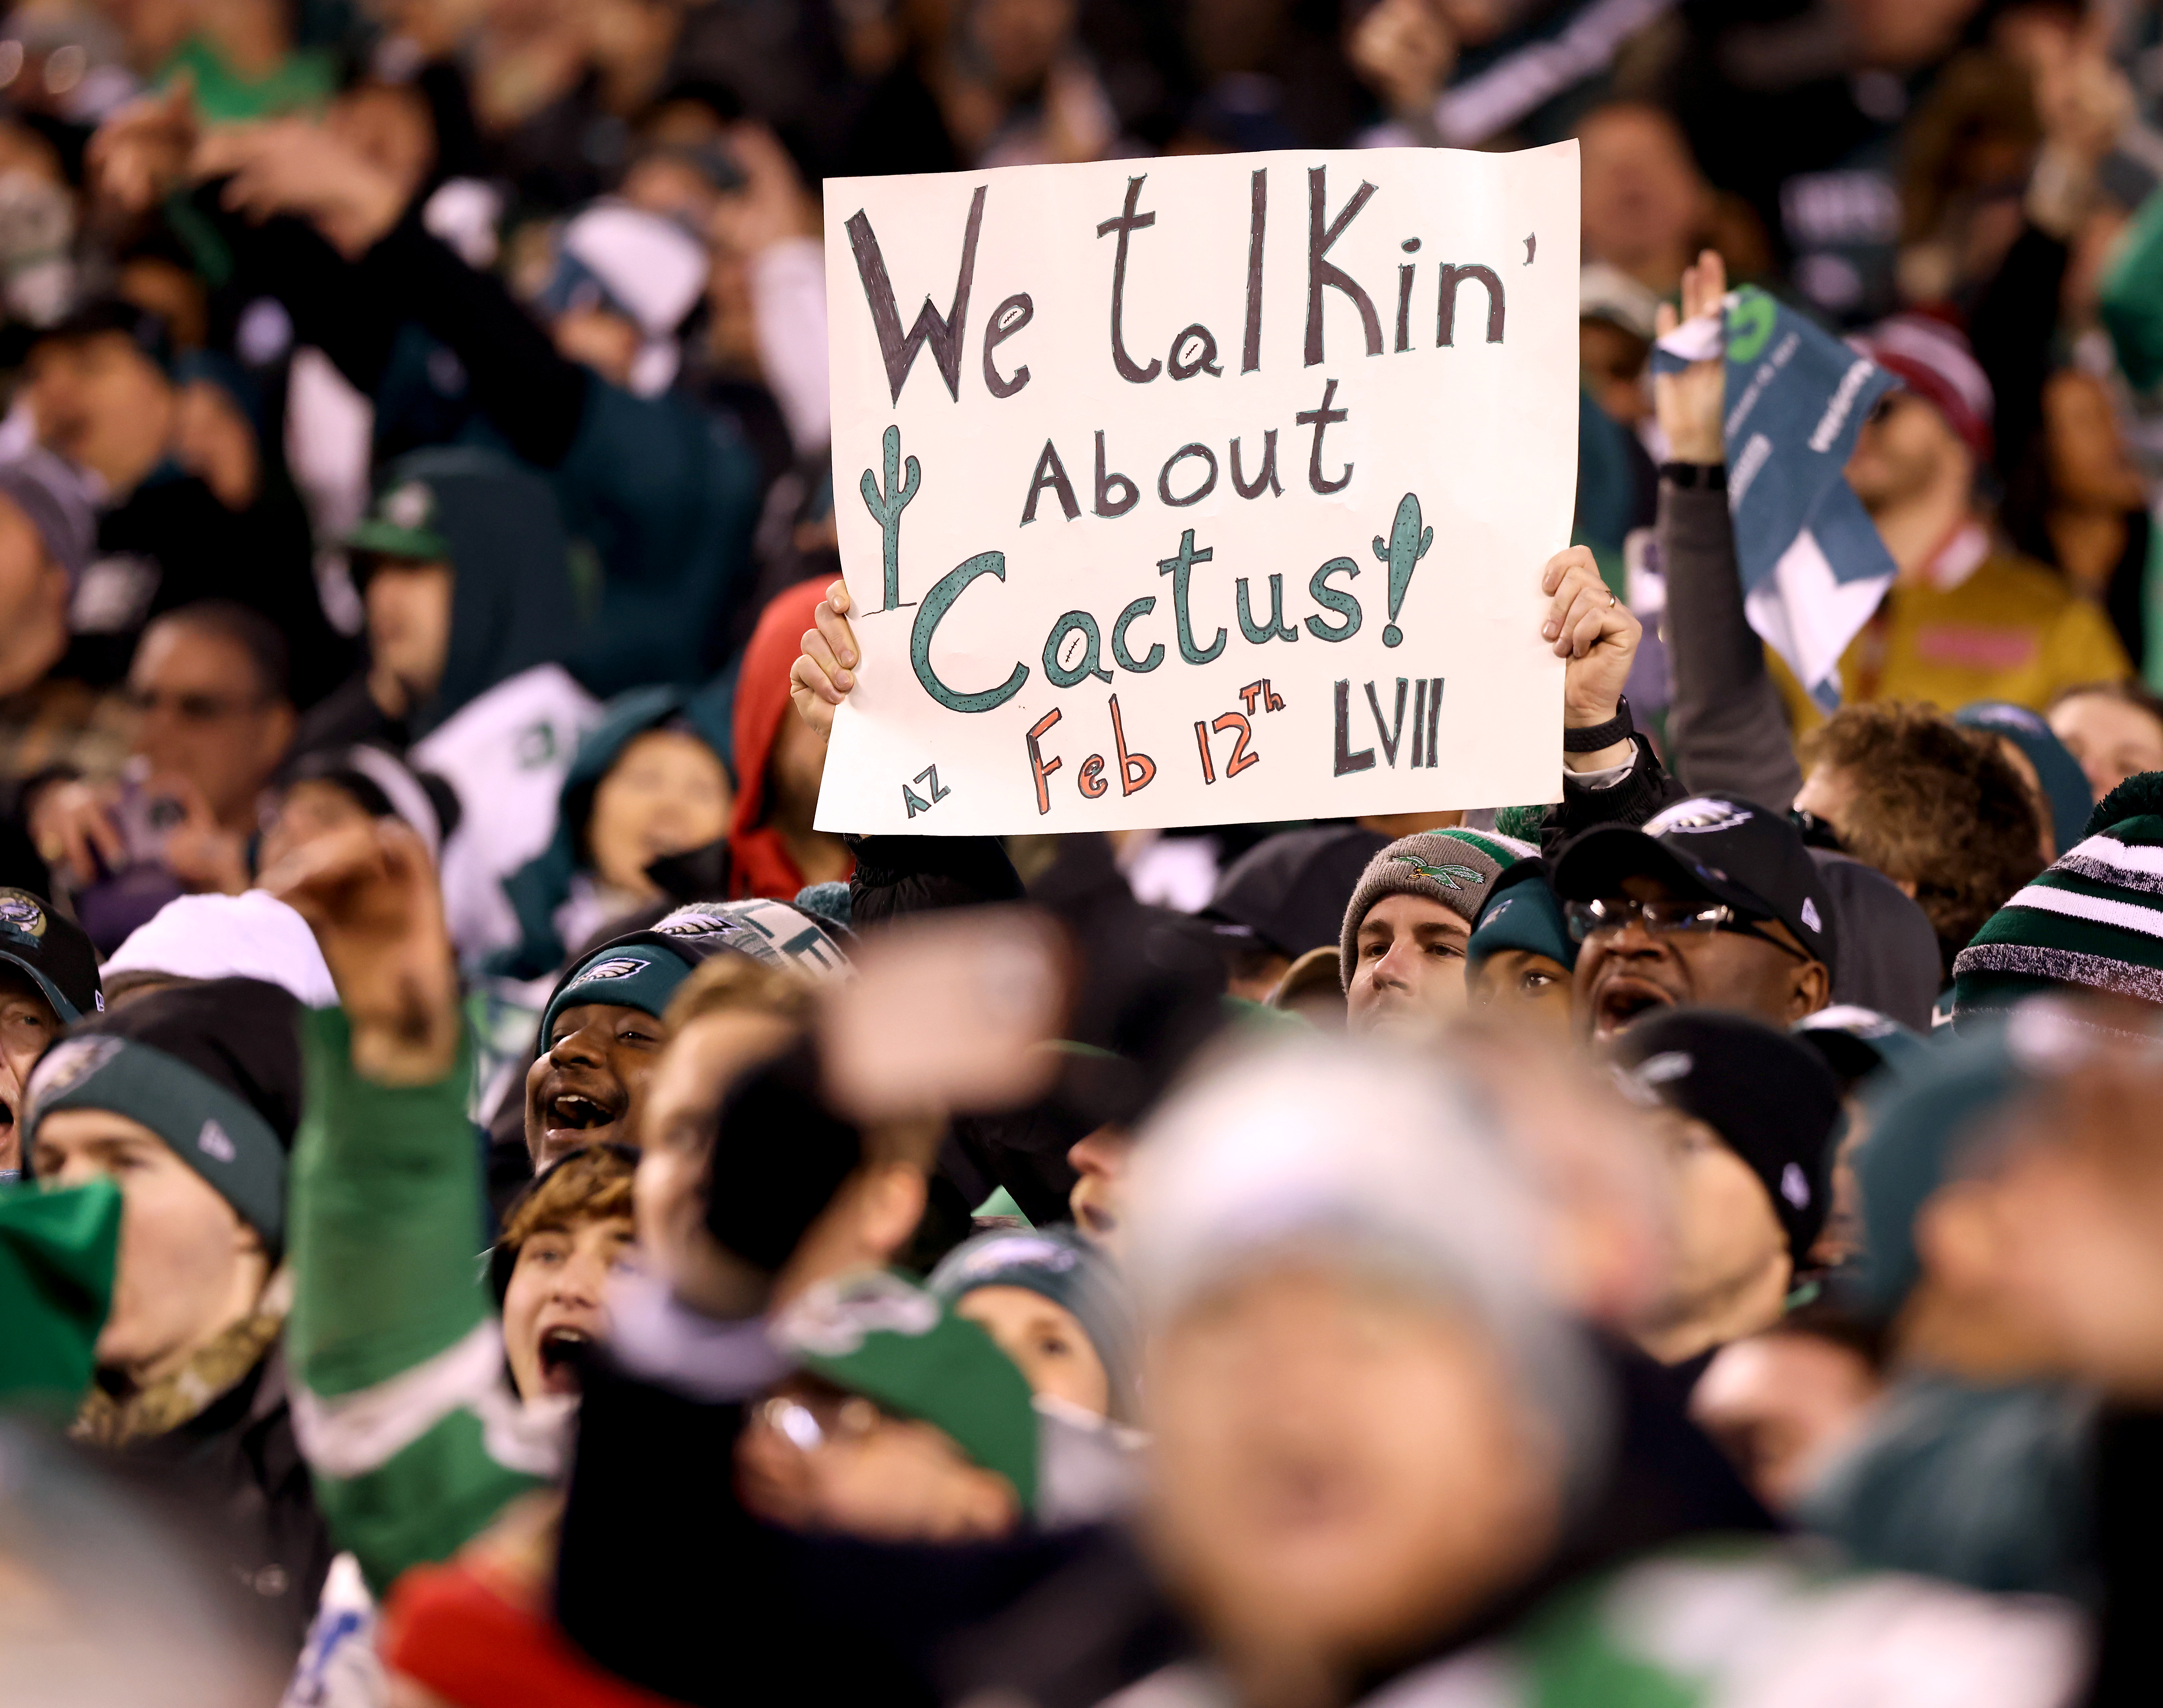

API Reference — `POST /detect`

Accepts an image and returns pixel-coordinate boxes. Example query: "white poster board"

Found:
[816,143,1579,835]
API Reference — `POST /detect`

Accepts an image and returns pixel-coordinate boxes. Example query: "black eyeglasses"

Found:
[1564,896,1809,960]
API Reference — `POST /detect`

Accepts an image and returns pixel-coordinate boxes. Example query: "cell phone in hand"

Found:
[819,907,1068,1122]
[72,768,187,955]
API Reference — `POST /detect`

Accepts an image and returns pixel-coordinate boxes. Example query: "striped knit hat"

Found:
[1339,828,1539,991]
[1952,773,2163,1017]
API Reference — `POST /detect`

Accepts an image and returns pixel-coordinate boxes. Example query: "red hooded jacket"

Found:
[726,577,854,900]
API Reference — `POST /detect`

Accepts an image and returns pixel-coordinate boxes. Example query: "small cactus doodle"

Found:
[1371,491,1433,647]
[860,424,921,613]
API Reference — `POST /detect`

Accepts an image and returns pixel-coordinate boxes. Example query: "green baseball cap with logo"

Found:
[344,475,453,563]
[0,889,101,1021]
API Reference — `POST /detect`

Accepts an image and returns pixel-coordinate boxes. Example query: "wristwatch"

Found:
[1564,695,1634,753]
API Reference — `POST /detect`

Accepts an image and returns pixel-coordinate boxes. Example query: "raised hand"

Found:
[1541,544,1640,770]
[789,578,860,742]
[1652,248,1726,465]
[263,819,460,1085]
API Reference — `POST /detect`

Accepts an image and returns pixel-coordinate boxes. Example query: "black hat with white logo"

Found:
[1610,1006,1845,1265]
[1551,796,1838,978]
[0,888,101,1022]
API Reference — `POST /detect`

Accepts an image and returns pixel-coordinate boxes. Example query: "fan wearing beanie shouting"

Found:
[23,975,330,1644]
[1610,1009,1845,1379]
[1553,795,1837,1039]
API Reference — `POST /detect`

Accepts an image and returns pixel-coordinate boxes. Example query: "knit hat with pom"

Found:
[1953,772,2163,1017]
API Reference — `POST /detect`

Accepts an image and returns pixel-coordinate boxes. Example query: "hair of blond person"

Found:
[657,952,935,1171]
[663,951,818,1033]
[500,1144,636,1257]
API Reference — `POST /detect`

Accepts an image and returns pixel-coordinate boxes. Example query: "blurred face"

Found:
[35,1106,268,1387]
[632,1005,796,1309]
[1576,105,1707,284]
[2044,370,2146,513]
[1691,1331,1882,1513]
[525,1002,667,1170]
[552,306,642,388]
[2050,690,2163,801]
[327,82,437,204]
[128,619,295,828]
[765,706,830,825]
[0,493,69,697]
[257,778,376,878]
[1580,319,1650,426]
[26,330,174,495]
[1145,1265,1562,1677]
[1347,893,1474,1039]
[0,967,58,1174]
[1464,949,1573,1037]
[955,1284,1109,1416]
[1067,1124,1134,1249]
[1845,393,1964,515]
[501,1212,635,1402]
[1639,1110,1791,1348]
[364,561,454,707]
[971,0,1077,89]
[1573,875,1821,1040]
[1842,0,1983,70]
[588,730,733,898]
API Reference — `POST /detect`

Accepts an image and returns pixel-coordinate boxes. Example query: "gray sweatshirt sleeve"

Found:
[1659,477,1805,810]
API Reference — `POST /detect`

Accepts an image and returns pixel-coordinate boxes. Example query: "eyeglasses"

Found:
[1564,896,1809,960]
[125,687,273,724]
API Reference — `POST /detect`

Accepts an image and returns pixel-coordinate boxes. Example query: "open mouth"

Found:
[536,1326,592,1394]
[1594,978,1672,1033]
[545,1092,618,1135]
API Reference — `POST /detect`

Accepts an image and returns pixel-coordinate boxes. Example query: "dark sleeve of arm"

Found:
[1659,478,1805,810]
[846,833,1025,930]
[357,210,590,468]
[1968,223,2069,492]
[1540,735,1687,857]
[171,183,402,394]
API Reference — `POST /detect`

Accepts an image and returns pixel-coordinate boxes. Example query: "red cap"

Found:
[1850,314,1995,463]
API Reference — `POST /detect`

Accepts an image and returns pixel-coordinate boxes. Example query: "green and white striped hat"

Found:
[1953,773,2163,1017]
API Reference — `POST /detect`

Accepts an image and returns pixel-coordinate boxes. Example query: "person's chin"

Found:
[535,1117,626,1166]
[1351,1000,1443,1042]
[1588,974,1676,1038]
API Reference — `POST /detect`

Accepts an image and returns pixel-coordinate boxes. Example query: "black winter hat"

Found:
[1201,826,1387,959]
[25,978,303,1250]
[1610,1006,1845,1265]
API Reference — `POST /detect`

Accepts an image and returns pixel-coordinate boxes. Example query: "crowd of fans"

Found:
[4,0,2163,1705]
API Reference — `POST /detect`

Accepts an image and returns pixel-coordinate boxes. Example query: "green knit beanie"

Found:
[773,1269,1040,1512]
[1339,828,1539,990]
[1952,773,2163,1018]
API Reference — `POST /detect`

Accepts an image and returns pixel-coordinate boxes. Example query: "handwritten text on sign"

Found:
[815,144,1579,835]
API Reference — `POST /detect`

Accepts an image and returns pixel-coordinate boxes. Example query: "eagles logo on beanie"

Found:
[1339,829,1539,990]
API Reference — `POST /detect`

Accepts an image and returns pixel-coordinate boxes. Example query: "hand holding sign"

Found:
[815,145,1581,835]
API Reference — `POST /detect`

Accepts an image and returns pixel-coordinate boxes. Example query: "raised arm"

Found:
[269,823,549,1593]
[1654,251,1805,811]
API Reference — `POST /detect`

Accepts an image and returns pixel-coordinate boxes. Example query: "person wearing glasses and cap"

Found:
[0,886,100,1176]
[1552,794,1837,1040]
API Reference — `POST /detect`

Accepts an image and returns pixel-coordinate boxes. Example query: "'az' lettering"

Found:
[903,764,952,818]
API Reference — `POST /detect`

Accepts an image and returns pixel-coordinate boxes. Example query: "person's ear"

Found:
[1788,957,1832,1020]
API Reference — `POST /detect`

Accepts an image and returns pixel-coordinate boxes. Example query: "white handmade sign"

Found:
[816,143,1579,835]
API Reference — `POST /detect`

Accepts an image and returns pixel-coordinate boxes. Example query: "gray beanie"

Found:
[0,448,96,590]
[1339,828,1539,990]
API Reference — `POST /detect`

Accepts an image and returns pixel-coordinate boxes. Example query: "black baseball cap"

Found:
[1551,796,1838,980]
[1611,1006,1845,1264]
[0,889,101,1021]
[1200,826,1386,959]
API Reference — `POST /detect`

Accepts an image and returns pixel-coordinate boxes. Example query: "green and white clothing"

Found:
[1099,1543,2084,1708]
[286,1009,558,1594]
